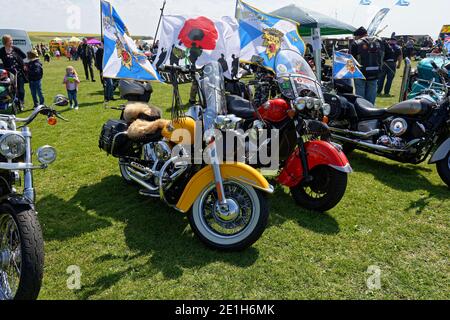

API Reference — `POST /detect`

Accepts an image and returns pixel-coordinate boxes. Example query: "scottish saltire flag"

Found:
[395,0,410,6]
[367,8,390,36]
[101,0,161,81]
[333,52,365,80]
[153,15,240,79]
[236,0,305,72]
[444,37,450,53]
[360,0,372,5]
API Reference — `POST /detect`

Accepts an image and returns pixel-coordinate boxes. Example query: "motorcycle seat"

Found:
[226,95,256,120]
[353,98,387,118]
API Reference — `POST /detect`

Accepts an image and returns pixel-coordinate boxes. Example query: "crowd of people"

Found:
[349,27,447,105]
[0,30,447,112]
[0,34,118,111]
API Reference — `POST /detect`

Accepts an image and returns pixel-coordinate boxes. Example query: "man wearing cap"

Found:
[350,27,386,105]
[378,36,403,97]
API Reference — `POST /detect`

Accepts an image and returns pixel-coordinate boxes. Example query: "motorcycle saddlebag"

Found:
[99,120,141,158]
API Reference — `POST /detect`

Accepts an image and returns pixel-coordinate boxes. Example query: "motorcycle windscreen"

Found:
[200,61,227,130]
[274,49,323,100]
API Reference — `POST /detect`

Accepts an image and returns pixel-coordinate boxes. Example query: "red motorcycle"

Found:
[226,50,351,211]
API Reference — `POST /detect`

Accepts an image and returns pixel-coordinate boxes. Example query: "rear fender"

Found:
[429,137,450,164]
[278,140,352,188]
[176,163,273,213]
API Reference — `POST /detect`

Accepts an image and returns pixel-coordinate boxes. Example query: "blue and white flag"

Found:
[360,0,372,5]
[395,0,410,6]
[101,0,162,81]
[333,52,365,80]
[444,37,450,53]
[236,0,305,71]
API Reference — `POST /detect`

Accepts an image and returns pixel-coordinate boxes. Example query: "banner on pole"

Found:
[101,0,162,81]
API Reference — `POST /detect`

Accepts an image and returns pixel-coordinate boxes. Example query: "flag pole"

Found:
[152,0,167,46]
[100,1,104,43]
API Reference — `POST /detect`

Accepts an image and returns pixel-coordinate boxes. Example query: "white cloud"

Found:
[1,0,449,38]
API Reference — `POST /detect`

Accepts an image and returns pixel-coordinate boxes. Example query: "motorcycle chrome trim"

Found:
[331,134,408,153]
[0,163,47,170]
[329,127,381,139]
[236,176,275,194]
[126,166,156,183]
[159,156,189,207]
[329,163,353,174]
[129,162,155,179]
[127,173,159,195]
[429,137,450,164]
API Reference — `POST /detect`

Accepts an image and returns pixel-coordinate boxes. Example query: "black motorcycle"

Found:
[324,61,450,187]
[0,99,66,300]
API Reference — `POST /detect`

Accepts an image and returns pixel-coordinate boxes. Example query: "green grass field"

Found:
[17,54,449,300]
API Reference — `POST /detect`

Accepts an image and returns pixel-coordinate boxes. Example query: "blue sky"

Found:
[2,0,449,38]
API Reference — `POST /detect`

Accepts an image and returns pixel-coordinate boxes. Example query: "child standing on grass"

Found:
[63,66,80,110]
[26,50,44,108]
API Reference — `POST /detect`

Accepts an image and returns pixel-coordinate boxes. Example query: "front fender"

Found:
[0,194,34,212]
[278,140,352,188]
[176,163,273,213]
[429,137,450,164]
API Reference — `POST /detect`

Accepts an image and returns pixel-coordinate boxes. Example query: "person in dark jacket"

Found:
[79,38,96,82]
[26,50,44,108]
[378,36,403,97]
[0,34,27,110]
[95,43,114,101]
[350,27,386,105]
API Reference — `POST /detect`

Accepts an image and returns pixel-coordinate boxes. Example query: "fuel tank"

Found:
[161,117,196,145]
[387,98,433,116]
[258,98,290,123]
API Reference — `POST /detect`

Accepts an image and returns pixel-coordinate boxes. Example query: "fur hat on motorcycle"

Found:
[53,94,69,107]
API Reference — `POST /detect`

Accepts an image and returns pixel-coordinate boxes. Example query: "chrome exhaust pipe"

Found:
[329,127,380,139]
[331,134,408,153]
[127,173,160,196]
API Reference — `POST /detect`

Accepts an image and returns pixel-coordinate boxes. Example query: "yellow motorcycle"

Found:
[99,62,273,251]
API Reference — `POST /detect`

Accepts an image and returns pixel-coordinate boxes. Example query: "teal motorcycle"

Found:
[401,55,450,101]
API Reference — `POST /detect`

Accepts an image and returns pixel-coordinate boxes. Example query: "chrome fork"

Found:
[21,127,34,203]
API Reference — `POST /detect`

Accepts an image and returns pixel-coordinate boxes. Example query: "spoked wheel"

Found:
[436,152,450,188]
[189,181,269,251]
[0,205,44,300]
[291,165,348,212]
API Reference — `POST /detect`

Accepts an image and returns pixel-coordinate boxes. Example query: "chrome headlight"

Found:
[314,99,323,110]
[306,97,315,109]
[294,97,306,111]
[0,133,26,160]
[214,115,243,131]
[37,145,57,165]
[322,103,331,116]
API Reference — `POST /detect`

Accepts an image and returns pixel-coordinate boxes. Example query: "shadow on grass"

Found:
[38,175,260,298]
[269,185,340,235]
[349,152,449,214]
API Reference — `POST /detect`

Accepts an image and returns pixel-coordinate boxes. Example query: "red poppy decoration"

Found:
[178,16,219,50]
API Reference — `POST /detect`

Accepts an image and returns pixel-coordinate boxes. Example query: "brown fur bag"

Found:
[127,119,170,141]
[123,102,162,123]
